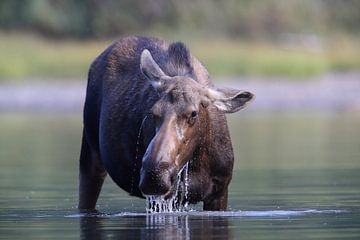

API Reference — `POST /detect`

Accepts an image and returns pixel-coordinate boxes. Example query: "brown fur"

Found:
[79,36,254,211]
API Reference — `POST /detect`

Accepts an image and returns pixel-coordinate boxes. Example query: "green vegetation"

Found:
[192,39,360,77]
[1,0,359,80]
[192,41,328,77]
[0,34,109,80]
[0,33,359,81]
[1,0,360,39]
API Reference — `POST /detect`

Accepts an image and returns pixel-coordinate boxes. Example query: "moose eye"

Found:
[187,111,198,125]
[191,111,197,118]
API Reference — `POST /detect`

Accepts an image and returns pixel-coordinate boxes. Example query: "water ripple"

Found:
[64,209,346,218]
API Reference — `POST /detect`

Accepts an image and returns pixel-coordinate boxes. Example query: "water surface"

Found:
[0,113,359,239]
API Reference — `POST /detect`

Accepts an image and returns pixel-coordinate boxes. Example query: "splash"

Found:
[145,162,190,213]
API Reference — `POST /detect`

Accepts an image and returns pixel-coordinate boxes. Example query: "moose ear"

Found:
[140,49,167,89]
[207,88,255,113]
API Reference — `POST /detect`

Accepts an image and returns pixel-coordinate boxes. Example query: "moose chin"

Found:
[78,36,254,212]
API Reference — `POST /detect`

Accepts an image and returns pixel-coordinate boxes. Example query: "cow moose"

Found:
[79,36,254,212]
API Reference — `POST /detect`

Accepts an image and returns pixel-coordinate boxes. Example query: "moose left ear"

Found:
[140,49,169,89]
[207,88,255,113]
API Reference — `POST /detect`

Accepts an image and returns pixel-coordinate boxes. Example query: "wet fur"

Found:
[79,36,234,210]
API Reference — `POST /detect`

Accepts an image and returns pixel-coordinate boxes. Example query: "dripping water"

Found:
[146,162,190,213]
[183,160,190,209]
[130,115,148,195]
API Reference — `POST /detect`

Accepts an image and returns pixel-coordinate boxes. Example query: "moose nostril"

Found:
[158,161,170,170]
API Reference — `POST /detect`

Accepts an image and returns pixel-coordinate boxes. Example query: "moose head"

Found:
[138,49,254,198]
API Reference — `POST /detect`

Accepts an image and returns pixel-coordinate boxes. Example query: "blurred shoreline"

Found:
[0,71,359,113]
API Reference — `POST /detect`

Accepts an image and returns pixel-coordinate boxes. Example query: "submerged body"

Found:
[79,36,254,211]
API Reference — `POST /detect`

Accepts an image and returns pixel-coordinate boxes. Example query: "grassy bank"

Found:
[0,34,110,80]
[0,33,359,81]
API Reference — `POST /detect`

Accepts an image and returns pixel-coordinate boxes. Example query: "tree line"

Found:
[0,0,359,39]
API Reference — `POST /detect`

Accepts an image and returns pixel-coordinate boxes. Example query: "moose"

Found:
[79,36,254,211]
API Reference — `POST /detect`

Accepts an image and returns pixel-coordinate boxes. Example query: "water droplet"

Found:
[130,115,148,195]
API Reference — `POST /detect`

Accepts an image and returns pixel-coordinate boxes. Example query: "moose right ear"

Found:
[140,49,167,89]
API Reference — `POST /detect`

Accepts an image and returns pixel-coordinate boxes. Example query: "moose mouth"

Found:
[142,162,191,212]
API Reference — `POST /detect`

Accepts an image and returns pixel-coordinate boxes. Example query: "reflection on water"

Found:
[80,214,231,240]
[1,113,360,239]
[73,208,355,239]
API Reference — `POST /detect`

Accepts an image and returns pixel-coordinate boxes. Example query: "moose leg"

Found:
[203,190,228,211]
[78,130,107,211]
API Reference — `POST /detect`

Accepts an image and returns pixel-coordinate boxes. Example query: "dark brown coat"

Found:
[79,36,254,211]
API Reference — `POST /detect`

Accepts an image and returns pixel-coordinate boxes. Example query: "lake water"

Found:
[0,112,359,239]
